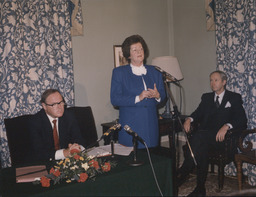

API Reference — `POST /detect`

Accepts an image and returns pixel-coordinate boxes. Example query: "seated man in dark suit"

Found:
[29,89,85,162]
[178,71,247,196]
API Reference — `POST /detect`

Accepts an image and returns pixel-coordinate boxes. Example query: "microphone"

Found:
[124,125,145,144]
[99,123,121,140]
[154,66,181,87]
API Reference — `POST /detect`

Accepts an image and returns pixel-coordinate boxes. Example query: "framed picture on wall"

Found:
[113,45,128,67]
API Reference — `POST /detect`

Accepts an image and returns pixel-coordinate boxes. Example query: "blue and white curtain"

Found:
[0,0,78,167]
[215,0,256,185]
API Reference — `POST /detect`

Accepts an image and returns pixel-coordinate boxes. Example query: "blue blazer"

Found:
[111,65,166,148]
[29,109,85,162]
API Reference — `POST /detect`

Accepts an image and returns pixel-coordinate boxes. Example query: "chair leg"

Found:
[236,159,243,190]
[211,162,214,173]
[218,160,224,191]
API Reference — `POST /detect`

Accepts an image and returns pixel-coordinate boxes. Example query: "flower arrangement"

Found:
[36,149,116,187]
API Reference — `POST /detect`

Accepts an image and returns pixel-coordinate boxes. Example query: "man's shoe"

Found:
[187,186,206,197]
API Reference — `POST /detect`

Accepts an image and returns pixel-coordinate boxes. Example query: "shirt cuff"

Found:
[135,96,140,104]
[55,149,65,160]
[226,123,233,129]
[80,145,85,151]
[186,117,193,122]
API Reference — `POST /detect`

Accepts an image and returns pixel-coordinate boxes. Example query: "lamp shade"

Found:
[151,56,183,81]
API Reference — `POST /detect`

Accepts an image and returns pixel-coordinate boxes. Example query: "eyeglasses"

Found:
[45,100,65,108]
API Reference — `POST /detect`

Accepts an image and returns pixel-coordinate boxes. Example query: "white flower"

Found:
[82,163,89,171]
[87,155,95,160]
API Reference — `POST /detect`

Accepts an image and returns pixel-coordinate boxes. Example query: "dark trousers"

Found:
[180,130,225,188]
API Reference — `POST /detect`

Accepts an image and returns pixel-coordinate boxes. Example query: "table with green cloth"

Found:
[0,148,173,197]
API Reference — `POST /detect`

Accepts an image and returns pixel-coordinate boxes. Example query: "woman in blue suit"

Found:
[111,35,166,148]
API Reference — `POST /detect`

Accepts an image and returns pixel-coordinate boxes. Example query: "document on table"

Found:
[16,165,48,183]
[87,144,133,157]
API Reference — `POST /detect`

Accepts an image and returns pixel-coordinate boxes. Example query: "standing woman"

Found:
[110,35,166,148]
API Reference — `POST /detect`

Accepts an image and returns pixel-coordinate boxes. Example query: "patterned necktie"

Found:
[52,119,60,150]
[215,96,220,108]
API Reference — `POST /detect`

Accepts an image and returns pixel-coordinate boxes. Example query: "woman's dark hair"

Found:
[121,34,149,64]
[40,89,64,103]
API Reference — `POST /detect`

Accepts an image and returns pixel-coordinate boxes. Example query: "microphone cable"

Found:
[143,142,164,197]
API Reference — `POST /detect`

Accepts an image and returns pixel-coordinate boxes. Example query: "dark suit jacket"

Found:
[191,90,247,132]
[29,109,85,162]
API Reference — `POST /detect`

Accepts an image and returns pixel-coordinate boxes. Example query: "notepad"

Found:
[16,165,48,183]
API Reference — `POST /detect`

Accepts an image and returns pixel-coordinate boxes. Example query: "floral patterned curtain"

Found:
[215,0,256,185]
[0,0,75,167]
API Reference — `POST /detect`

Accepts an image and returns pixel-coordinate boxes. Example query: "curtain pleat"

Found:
[215,0,256,186]
[0,0,75,167]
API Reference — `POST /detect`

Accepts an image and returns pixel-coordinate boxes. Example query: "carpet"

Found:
[178,173,255,196]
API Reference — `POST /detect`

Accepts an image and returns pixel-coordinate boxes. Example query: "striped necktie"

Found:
[215,96,220,108]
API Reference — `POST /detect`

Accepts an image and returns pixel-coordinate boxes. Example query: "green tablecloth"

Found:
[0,148,173,197]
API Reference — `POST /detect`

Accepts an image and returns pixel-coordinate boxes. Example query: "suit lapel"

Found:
[143,67,154,90]
[127,65,146,92]
[58,115,64,147]
[210,92,218,112]
[41,110,55,147]
[220,90,229,109]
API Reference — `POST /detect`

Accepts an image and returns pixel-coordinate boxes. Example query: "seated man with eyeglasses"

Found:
[29,89,85,162]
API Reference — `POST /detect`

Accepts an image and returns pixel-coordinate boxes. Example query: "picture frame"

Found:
[113,45,128,67]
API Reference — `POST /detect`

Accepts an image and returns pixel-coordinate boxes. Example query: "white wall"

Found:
[72,0,172,138]
[173,0,216,114]
[72,0,216,139]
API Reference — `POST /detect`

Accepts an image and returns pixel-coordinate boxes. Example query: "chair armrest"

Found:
[225,128,241,141]
[221,129,241,158]
[237,129,256,157]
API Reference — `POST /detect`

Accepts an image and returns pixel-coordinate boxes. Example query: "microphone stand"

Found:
[164,80,197,167]
[110,133,115,158]
[163,76,197,196]
[127,136,144,166]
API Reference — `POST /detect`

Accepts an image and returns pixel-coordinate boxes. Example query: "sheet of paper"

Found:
[16,165,48,183]
[87,144,133,157]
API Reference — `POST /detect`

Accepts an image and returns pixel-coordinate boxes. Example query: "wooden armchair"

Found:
[235,128,256,190]
[207,129,241,191]
[183,123,242,191]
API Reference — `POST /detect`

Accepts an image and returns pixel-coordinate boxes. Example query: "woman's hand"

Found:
[139,84,160,101]
[148,84,160,99]
[139,90,151,101]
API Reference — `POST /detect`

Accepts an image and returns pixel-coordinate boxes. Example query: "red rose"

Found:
[89,160,100,170]
[40,176,51,187]
[74,154,80,160]
[78,173,88,182]
[49,167,55,174]
[50,168,61,177]
[102,162,111,172]
[70,149,80,154]
[53,169,61,177]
